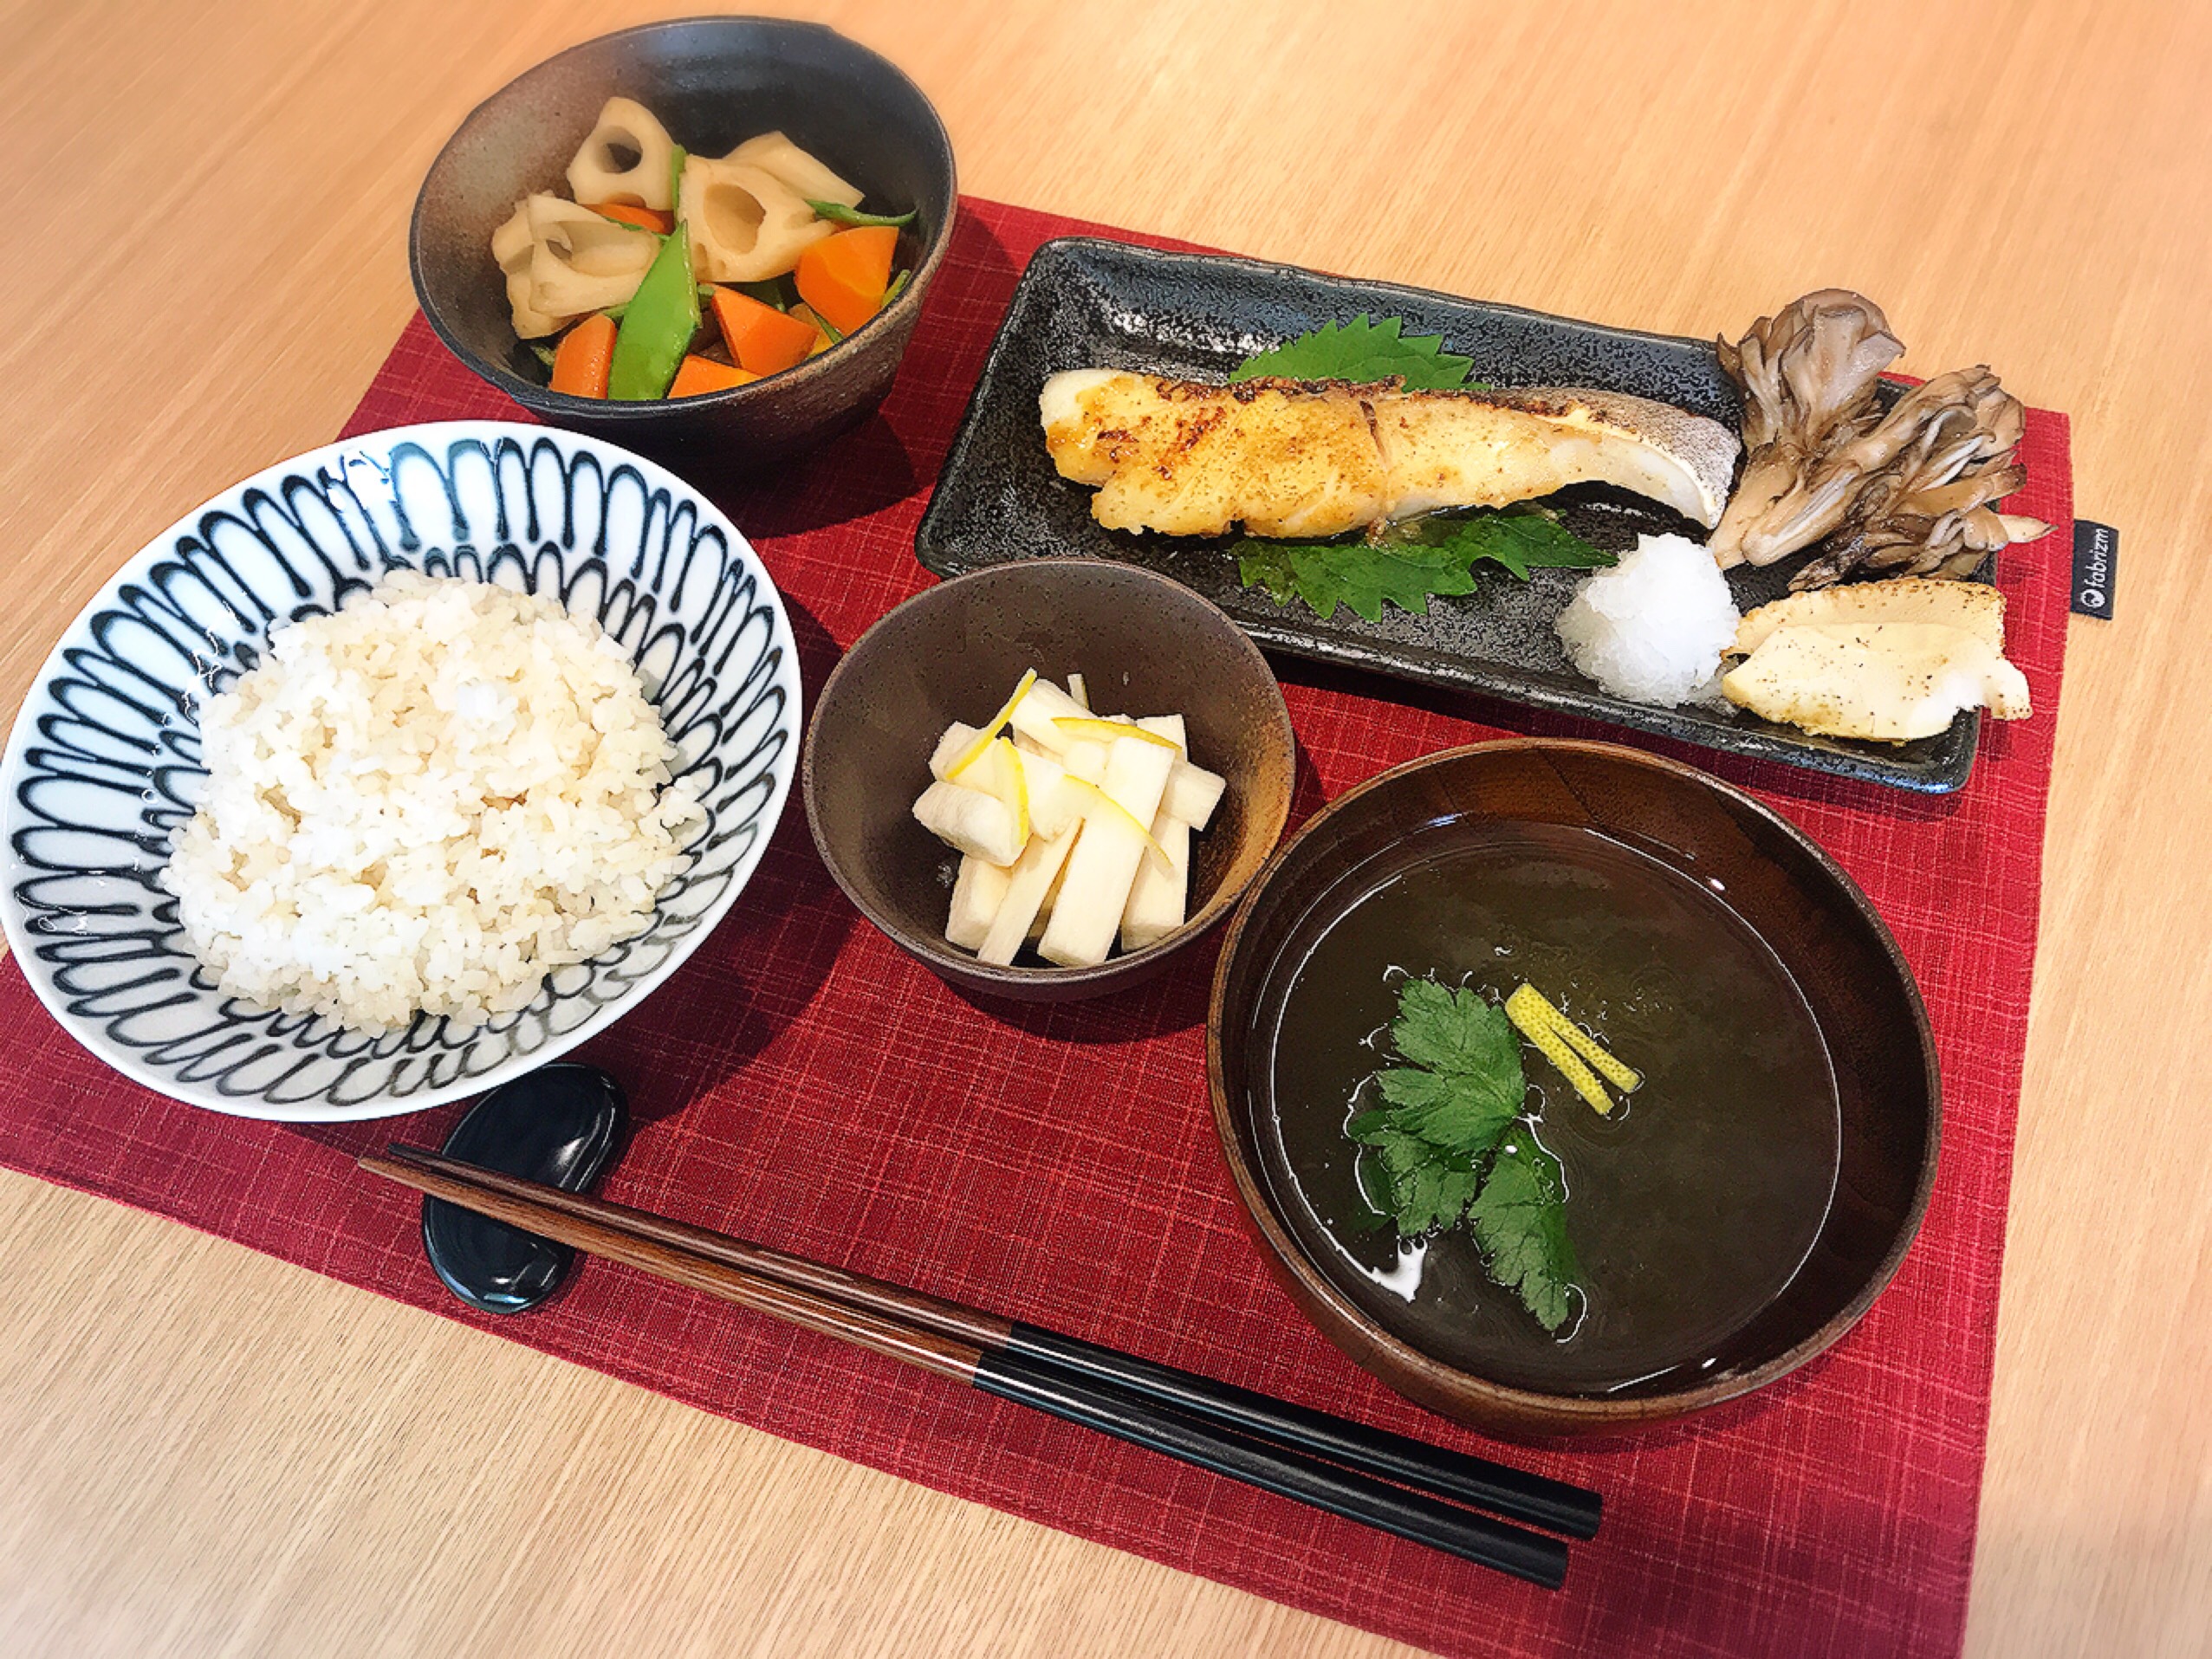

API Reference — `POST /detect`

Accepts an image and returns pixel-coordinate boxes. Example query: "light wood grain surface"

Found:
[2,2,2205,1654]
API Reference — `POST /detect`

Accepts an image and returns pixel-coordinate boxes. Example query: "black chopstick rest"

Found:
[971,1346,1570,1591]
[422,1064,626,1314]
[1004,1322,1600,1541]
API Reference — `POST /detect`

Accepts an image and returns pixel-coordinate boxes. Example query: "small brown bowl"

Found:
[1208,740,1940,1438]
[410,16,957,474]
[805,560,1294,1001]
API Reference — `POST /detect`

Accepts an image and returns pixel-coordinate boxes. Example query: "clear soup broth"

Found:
[1259,818,1841,1397]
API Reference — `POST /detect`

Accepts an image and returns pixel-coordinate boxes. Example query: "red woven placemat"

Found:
[0,198,2068,1657]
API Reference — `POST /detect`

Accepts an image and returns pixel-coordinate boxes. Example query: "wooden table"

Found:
[2,2,2203,1653]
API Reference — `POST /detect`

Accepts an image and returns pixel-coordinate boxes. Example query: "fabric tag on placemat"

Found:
[2071,520,2118,618]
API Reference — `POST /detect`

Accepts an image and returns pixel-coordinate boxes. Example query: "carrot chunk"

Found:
[794,224,898,335]
[710,288,824,375]
[667,353,760,398]
[548,313,618,398]
[587,201,673,234]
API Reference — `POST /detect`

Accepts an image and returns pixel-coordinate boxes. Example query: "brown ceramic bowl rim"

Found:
[407,15,958,418]
[1206,736,1943,1429]
[802,558,1296,993]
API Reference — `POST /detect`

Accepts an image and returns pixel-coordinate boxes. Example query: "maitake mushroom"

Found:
[1711,288,1904,567]
[1707,289,2049,586]
[1788,369,2049,587]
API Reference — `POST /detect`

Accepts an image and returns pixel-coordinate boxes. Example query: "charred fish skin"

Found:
[1039,370,1740,537]
[1039,371,1385,538]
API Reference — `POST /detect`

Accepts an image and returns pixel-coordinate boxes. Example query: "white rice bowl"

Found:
[1554,533,1742,709]
[161,572,705,1034]
[1,421,799,1121]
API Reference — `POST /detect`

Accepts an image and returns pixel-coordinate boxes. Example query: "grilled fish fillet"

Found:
[1721,621,2030,742]
[1038,370,1740,537]
[1038,372,1385,538]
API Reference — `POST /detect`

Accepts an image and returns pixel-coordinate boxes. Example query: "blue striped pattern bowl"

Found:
[1,420,800,1121]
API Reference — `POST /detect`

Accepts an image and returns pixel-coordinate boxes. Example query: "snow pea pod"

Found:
[608,222,699,401]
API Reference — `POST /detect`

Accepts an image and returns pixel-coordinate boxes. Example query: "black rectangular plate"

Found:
[915,238,1980,794]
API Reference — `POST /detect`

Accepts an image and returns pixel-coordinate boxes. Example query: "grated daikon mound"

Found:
[161,572,705,1033]
[1554,533,1742,709]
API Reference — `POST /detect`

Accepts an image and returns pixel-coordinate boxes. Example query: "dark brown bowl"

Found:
[1208,740,1940,1438]
[410,16,957,474]
[804,561,1295,1001]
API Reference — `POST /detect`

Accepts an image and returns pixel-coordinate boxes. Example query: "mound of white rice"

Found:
[1554,533,1742,708]
[162,572,705,1032]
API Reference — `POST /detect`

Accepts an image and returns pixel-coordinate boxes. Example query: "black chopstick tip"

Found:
[975,1347,1572,1589]
[1002,1321,1602,1541]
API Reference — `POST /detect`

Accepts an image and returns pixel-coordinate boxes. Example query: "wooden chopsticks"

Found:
[362,1144,1599,1587]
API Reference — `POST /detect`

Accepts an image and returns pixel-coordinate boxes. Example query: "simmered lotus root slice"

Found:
[492,203,568,339]
[725,131,863,209]
[520,194,657,318]
[525,194,656,279]
[566,98,678,211]
[491,204,535,275]
[503,270,568,340]
[678,156,834,282]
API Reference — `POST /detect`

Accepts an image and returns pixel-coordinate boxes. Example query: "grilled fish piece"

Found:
[1730,576,2007,658]
[1371,386,1737,526]
[1037,371,1384,538]
[1721,620,2029,741]
[1039,370,1740,536]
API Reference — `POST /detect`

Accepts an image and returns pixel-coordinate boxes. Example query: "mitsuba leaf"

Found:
[1390,979,1522,1079]
[1376,1066,1521,1151]
[1372,1128,1436,1174]
[1391,1157,1482,1236]
[1347,1116,1448,1232]
[1468,1129,1580,1333]
[1354,1124,1477,1235]
[1345,1107,1398,1143]
[1339,977,1531,1238]
[1230,314,1476,391]
[1337,975,1587,1332]
[1349,1148,1400,1232]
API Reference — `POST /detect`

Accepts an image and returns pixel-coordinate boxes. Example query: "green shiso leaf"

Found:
[1418,505,1616,582]
[1223,316,1612,623]
[1235,538,1482,624]
[1233,506,1612,623]
[1229,314,1476,391]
